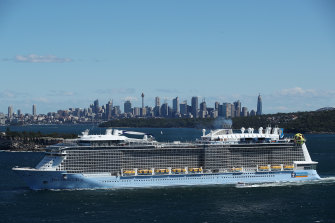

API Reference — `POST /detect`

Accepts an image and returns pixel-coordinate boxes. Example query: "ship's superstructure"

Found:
[13,127,320,190]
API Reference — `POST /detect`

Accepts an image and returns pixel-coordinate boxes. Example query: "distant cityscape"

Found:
[0,94,263,125]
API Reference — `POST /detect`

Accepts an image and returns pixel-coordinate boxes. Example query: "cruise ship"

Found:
[13,127,320,190]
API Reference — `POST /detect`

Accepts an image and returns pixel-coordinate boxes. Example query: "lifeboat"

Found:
[171,168,186,174]
[123,169,135,175]
[270,165,282,171]
[231,167,243,172]
[188,167,203,173]
[284,165,294,170]
[155,168,169,174]
[137,169,153,175]
[258,166,270,171]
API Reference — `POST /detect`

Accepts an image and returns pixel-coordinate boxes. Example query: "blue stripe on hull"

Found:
[14,170,321,190]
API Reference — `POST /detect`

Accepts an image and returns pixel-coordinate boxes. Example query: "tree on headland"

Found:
[100,110,335,133]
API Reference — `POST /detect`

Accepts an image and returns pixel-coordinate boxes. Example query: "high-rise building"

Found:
[106,100,113,120]
[180,100,188,116]
[84,108,88,116]
[93,99,99,114]
[155,97,160,107]
[161,103,169,117]
[233,100,241,117]
[75,108,81,117]
[154,97,161,117]
[113,106,121,116]
[218,104,223,117]
[256,94,262,115]
[200,101,207,112]
[140,107,146,117]
[250,109,256,116]
[124,100,132,114]
[191,96,199,118]
[199,101,207,118]
[141,93,144,109]
[32,104,37,116]
[241,107,248,117]
[154,106,160,117]
[222,103,232,118]
[173,97,179,114]
[133,107,140,116]
[17,109,21,116]
[146,107,154,117]
[8,106,13,119]
[231,105,235,118]
[215,102,220,110]
[211,109,218,118]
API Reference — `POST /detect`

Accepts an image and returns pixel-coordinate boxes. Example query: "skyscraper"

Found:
[222,103,232,118]
[32,104,37,116]
[233,100,241,117]
[106,100,113,120]
[155,97,160,107]
[113,106,121,116]
[231,104,236,118]
[133,107,140,116]
[191,96,199,118]
[140,107,146,117]
[124,100,132,114]
[214,102,220,110]
[161,103,169,117]
[8,106,13,119]
[93,99,99,114]
[154,96,161,117]
[241,107,248,117]
[256,94,262,115]
[180,100,188,116]
[172,97,179,114]
[199,101,207,118]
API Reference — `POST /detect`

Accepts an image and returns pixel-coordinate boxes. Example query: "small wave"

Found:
[318,176,335,183]
[235,176,335,188]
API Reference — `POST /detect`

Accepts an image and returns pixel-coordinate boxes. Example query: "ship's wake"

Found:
[235,176,335,188]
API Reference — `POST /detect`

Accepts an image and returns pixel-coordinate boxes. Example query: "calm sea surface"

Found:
[0,125,335,223]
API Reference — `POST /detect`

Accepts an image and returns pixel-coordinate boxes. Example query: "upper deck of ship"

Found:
[198,126,289,144]
[45,126,296,155]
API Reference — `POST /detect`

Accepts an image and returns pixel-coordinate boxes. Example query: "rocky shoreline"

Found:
[0,135,64,152]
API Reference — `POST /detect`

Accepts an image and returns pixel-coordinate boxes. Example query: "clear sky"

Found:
[1,0,335,114]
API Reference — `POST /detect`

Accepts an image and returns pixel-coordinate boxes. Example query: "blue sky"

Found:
[1,0,335,114]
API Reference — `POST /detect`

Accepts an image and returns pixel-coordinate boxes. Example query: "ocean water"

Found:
[0,126,335,223]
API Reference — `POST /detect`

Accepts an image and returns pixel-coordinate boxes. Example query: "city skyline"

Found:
[1,89,334,116]
[3,94,261,116]
[0,94,262,125]
[1,1,335,114]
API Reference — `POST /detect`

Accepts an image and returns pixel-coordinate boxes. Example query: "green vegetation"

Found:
[100,110,335,133]
[100,118,216,129]
[4,128,77,139]
[232,110,335,133]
